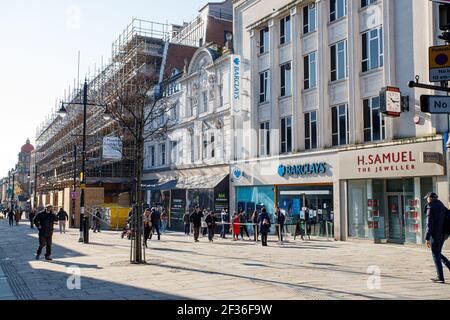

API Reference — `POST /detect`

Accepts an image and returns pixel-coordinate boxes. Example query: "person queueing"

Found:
[232,212,240,241]
[220,209,228,239]
[143,209,152,248]
[34,204,58,261]
[205,210,216,243]
[239,210,251,241]
[149,207,161,241]
[258,208,272,247]
[182,209,190,236]
[425,192,450,284]
[7,209,14,227]
[190,206,203,243]
[251,210,259,242]
[275,207,286,243]
[57,208,69,234]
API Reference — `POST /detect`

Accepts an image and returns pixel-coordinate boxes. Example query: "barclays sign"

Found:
[278,163,327,178]
[231,54,242,114]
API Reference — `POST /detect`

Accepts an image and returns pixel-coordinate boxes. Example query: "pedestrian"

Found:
[143,208,152,248]
[275,207,286,243]
[232,212,240,241]
[34,204,58,261]
[205,210,216,243]
[56,208,69,234]
[251,210,259,242]
[29,209,36,229]
[425,192,450,284]
[149,206,161,241]
[201,210,208,237]
[258,208,272,247]
[220,209,228,239]
[15,210,21,226]
[7,209,14,226]
[93,209,102,233]
[161,209,168,234]
[239,210,251,240]
[183,209,190,235]
[190,206,203,242]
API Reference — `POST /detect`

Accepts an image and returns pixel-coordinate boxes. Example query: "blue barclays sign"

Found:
[278,163,327,178]
[231,55,241,114]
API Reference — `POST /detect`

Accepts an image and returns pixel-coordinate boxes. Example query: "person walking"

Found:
[143,208,152,248]
[220,209,229,239]
[425,192,450,284]
[56,208,69,234]
[201,210,208,237]
[258,208,272,247]
[232,212,240,241]
[251,210,259,242]
[190,206,203,243]
[149,207,161,241]
[183,209,191,235]
[275,207,286,243]
[7,209,14,227]
[29,209,36,229]
[205,210,216,243]
[161,209,168,234]
[15,210,21,226]
[34,204,58,261]
[93,209,102,233]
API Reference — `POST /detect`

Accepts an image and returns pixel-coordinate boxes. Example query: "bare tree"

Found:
[102,76,176,264]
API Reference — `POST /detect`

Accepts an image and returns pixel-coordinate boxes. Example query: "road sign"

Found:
[420,95,450,113]
[429,45,450,82]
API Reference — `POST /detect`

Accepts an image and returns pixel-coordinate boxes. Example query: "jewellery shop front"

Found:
[230,150,342,240]
[339,137,446,245]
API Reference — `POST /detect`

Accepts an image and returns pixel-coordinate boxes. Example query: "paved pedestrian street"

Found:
[0,219,449,300]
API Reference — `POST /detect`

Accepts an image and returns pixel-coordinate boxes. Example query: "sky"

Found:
[0,0,207,177]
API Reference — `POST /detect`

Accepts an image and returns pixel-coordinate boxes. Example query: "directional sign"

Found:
[420,95,450,114]
[429,45,450,82]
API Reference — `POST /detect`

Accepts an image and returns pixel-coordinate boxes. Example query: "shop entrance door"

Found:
[387,194,404,243]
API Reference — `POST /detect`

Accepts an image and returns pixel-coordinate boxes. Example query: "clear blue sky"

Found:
[0,0,207,177]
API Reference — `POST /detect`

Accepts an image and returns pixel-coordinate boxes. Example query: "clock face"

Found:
[386,90,401,114]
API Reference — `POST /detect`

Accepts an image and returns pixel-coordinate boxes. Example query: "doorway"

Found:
[386,192,415,244]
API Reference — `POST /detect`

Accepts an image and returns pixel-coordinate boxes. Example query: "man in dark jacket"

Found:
[425,192,450,284]
[149,207,161,241]
[205,211,216,243]
[258,208,272,247]
[93,209,102,233]
[34,204,58,261]
[190,207,203,243]
[7,209,14,227]
[57,208,69,234]
[275,207,286,243]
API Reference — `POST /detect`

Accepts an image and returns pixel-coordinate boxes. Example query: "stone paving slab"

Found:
[1,220,450,300]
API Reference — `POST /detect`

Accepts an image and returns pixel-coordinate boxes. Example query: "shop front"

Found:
[340,137,446,245]
[143,165,230,231]
[230,151,340,239]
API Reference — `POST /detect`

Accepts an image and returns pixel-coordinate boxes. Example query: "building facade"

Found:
[231,0,447,245]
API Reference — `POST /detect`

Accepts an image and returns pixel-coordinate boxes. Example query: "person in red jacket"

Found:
[232,212,240,241]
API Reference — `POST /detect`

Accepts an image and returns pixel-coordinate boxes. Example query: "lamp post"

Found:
[58,79,109,244]
[10,169,15,212]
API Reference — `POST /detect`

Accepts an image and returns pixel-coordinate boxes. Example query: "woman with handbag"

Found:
[258,208,271,247]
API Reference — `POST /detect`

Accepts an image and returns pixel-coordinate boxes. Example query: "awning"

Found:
[142,179,177,191]
[175,173,228,190]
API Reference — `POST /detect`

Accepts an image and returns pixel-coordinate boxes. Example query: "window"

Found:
[361,0,377,8]
[280,63,292,97]
[259,27,270,54]
[305,111,318,150]
[330,0,346,22]
[149,146,155,167]
[210,135,215,158]
[331,104,349,146]
[303,4,316,34]
[281,117,292,154]
[259,122,271,156]
[364,97,385,142]
[304,52,317,90]
[171,141,178,164]
[280,16,291,45]
[159,143,166,166]
[202,134,208,160]
[259,70,270,103]
[331,40,348,81]
[201,91,208,113]
[362,27,383,72]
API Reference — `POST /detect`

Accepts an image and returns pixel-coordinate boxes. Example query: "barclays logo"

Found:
[232,167,243,180]
[278,163,327,178]
[233,57,240,66]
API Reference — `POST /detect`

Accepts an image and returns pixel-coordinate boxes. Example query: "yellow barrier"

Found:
[98,204,131,230]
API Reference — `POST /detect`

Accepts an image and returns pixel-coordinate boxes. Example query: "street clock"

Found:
[380,86,404,117]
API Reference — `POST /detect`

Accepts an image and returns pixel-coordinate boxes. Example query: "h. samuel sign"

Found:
[278,163,327,178]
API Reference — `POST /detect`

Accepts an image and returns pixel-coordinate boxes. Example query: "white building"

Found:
[142,45,233,229]
[231,0,448,245]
